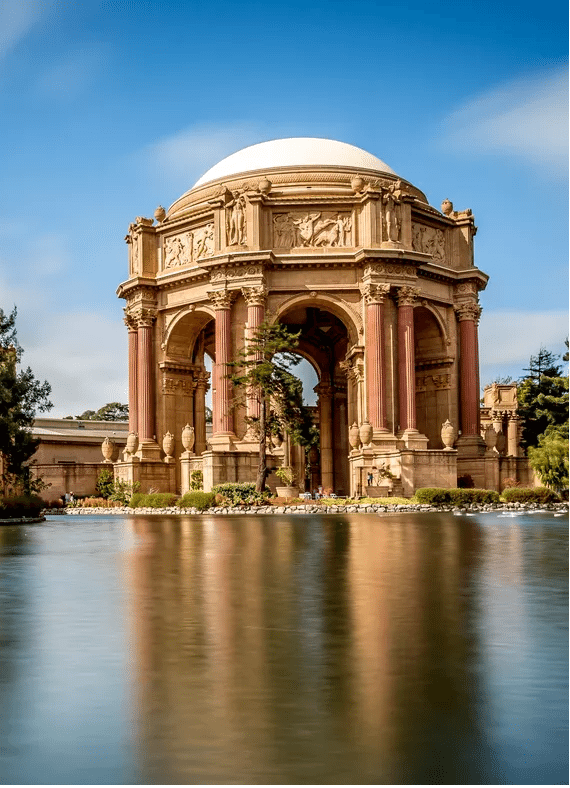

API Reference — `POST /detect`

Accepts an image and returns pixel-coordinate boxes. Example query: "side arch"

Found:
[273,292,361,347]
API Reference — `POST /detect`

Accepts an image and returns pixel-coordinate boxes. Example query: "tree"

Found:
[73,402,129,421]
[528,425,569,493]
[517,346,568,450]
[0,307,52,493]
[230,320,314,492]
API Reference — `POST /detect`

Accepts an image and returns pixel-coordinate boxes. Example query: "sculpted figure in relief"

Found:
[274,211,352,248]
[412,223,445,264]
[382,189,401,242]
[192,223,214,260]
[164,224,214,269]
[226,192,247,246]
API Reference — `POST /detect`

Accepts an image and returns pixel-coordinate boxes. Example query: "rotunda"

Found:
[117,137,488,496]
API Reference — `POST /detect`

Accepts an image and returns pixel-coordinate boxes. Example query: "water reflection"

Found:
[0,513,567,784]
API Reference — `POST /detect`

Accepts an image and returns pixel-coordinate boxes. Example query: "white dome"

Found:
[192,137,396,188]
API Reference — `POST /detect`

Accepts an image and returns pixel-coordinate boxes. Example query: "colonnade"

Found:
[124,286,483,472]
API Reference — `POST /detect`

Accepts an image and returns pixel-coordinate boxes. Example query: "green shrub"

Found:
[190,470,203,490]
[128,492,178,508]
[0,494,44,518]
[128,492,146,508]
[501,487,560,504]
[448,488,500,505]
[95,468,115,499]
[212,482,268,506]
[177,491,215,510]
[415,488,451,505]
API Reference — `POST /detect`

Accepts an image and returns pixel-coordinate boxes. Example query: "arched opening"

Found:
[414,306,450,448]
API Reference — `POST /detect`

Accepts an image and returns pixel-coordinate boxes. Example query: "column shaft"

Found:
[397,303,416,431]
[366,300,387,430]
[194,376,208,455]
[246,302,265,421]
[127,324,138,435]
[137,323,155,441]
[507,416,519,457]
[459,318,480,436]
[318,387,334,491]
[213,307,233,435]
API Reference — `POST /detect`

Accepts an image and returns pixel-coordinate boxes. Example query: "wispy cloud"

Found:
[441,67,568,175]
[0,1,42,60]
[36,44,106,99]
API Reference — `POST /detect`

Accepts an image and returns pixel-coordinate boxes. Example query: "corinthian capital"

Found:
[123,310,138,331]
[132,307,157,328]
[396,286,421,307]
[242,285,267,307]
[455,301,482,323]
[362,283,390,305]
[208,289,235,310]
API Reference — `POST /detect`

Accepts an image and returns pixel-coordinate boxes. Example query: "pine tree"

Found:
[517,346,568,450]
[230,320,314,492]
[0,308,52,493]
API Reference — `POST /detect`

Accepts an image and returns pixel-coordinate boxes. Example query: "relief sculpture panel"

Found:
[163,224,214,269]
[412,223,445,264]
[273,211,352,248]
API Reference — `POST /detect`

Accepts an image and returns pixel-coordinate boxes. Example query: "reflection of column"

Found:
[209,290,235,436]
[455,301,482,437]
[194,371,210,455]
[363,284,390,431]
[242,286,267,424]
[396,287,419,432]
[125,313,138,435]
[136,309,157,442]
[507,413,520,457]
[315,383,334,490]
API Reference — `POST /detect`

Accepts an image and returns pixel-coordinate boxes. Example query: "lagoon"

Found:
[0,511,567,784]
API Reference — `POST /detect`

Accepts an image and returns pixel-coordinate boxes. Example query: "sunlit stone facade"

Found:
[116,138,496,495]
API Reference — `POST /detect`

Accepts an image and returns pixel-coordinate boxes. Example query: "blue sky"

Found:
[0,0,567,416]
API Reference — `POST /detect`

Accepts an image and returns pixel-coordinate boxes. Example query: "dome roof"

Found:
[192,137,397,188]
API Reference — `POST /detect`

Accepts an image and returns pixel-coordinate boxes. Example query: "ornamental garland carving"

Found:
[164,223,214,269]
[273,211,353,248]
[415,373,451,392]
[412,223,445,264]
[454,302,482,323]
[363,262,417,279]
[209,264,263,283]
[162,377,197,395]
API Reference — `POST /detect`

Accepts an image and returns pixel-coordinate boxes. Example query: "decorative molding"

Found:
[415,373,451,392]
[209,264,263,283]
[363,262,417,279]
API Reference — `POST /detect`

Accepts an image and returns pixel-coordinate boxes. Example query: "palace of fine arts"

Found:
[113,137,533,498]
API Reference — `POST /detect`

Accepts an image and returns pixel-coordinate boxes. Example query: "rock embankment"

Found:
[44,502,569,517]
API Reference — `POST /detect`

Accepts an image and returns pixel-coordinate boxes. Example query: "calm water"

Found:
[0,512,567,785]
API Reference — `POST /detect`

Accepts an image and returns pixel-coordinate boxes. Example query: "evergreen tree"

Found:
[0,307,52,493]
[517,346,568,450]
[528,424,569,493]
[73,402,129,421]
[230,320,314,492]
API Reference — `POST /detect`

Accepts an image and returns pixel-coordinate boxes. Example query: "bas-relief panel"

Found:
[273,211,352,248]
[163,224,214,270]
[412,223,445,264]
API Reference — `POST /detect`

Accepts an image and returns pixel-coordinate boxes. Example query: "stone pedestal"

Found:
[114,458,176,494]
[400,428,429,451]
[179,454,203,495]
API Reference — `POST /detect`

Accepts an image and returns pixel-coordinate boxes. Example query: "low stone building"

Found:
[114,137,533,496]
[30,418,129,500]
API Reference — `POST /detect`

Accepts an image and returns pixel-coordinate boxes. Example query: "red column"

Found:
[456,302,482,436]
[125,314,138,435]
[396,287,419,432]
[137,310,156,442]
[242,286,266,423]
[364,283,390,431]
[210,291,235,436]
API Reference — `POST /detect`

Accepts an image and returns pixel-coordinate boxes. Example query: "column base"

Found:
[372,428,399,452]
[209,432,237,451]
[456,434,486,458]
[136,439,163,462]
[400,428,429,450]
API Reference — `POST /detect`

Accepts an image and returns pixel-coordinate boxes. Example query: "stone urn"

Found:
[351,176,364,193]
[271,432,283,448]
[484,424,498,452]
[125,432,138,457]
[359,420,373,447]
[101,437,115,463]
[441,419,457,450]
[495,429,506,455]
[163,431,175,462]
[441,198,454,216]
[308,446,319,465]
[154,205,166,223]
[181,424,195,454]
[349,423,361,450]
[275,486,300,499]
[257,177,272,194]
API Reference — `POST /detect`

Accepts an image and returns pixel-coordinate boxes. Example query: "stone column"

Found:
[507,413,520,457]
[315,383,334,492]
[124,313,138,435]
[363,283,390,433]
[208,290,235,445]
[396,287,418,432]
[136,309,157,442]
[193,370,210,456]
[242,286,267,425]
[455,302,482,437]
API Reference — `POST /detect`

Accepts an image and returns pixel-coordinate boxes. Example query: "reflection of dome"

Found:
[192,137,397,188]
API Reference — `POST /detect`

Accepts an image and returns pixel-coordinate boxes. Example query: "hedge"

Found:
[0,494,44,518]
[128,492,178,508]
[212,482,267,506]
[177,491,215,510]
[501,487,560,504]
[415,488,500,505]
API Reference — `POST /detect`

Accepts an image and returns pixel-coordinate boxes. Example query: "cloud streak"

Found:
[441,67,568,174]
